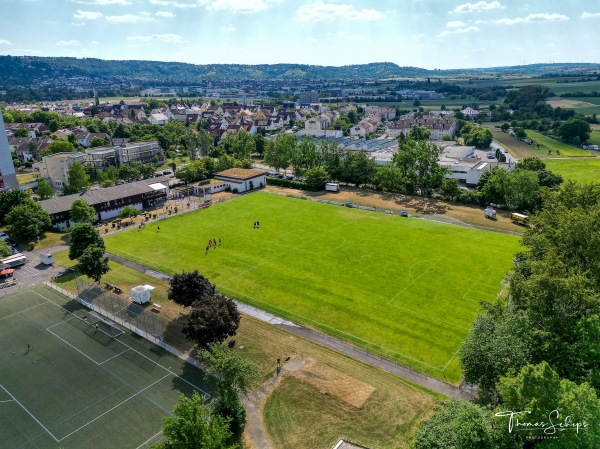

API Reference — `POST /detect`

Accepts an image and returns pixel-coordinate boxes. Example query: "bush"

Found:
[224,185,231,192]
[29,241,35,250]
[266,177,313,191]
[232,188,238,193]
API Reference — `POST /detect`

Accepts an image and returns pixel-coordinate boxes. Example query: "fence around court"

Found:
[74,278,164,342]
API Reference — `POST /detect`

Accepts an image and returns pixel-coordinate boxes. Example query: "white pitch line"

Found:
[57,373,172,442]
[0,384,59,442]
[98,349,130,365]
[0,301,50,322]
[135,430,164,449]
[0,399,14,403]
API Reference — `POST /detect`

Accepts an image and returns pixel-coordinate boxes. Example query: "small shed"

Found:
[131,284,155,304]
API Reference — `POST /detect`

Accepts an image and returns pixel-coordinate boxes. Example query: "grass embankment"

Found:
[545,159,600,183]
[525,130,594,157]
[104,193,520,383]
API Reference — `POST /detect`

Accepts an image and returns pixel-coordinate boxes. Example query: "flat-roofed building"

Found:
[32,152,86,189]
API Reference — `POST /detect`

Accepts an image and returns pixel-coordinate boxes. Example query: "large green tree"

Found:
[0,239,12,258]
[0,189,29,225]
[5,199,51,241]
[63,162,90,195]
[182,295,240,348]
[557,117,591,144]
[152,391,237,449]
[68,223,105,260]
[373,163,405,193]
[304,166,329,191]
[70,199,96,224]
[77,244,109,282]
[46,140,76,155]
[36,178,54,200]
[393,138,447,196]
[168,270,216,308]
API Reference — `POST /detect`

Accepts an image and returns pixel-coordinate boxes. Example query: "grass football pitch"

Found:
[0,285,213,449]
[105,193,520,383]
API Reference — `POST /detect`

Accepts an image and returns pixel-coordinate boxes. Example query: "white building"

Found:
[199,168,267,194]
[0,113,18,191]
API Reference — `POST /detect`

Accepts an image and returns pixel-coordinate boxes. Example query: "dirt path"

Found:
[243,358,307,449]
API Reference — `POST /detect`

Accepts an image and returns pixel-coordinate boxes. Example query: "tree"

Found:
[13,128,28,137]
[199,344,259,434]
[497,362,600,448]
[373,163,405,193]
[152,391,236,449]
[409,125,431,141]
[253,133,266,156]
[47,140,76,155]
[182,295,241,348]
[77,245,110,282]
[168,270,216,308]
[507,170,539,211]
[393,138,447,196]
[36,178,54,200]
[70,199,96,224]
[120,205,139,222]
[0,239,11,258]
[462,126,493,149]
[415,400,498,449]
[63,162,90,195]
[500,123,510,132]
[68,223,105,260]
[304,166,329,191]
[5,199,51,241]
[413,99,422,107]
[440,178,461,201]
[0,189,30,225]
[460,302,534,399]
[557,117,591,144]
[341,150,377,187]
[90,137,108,148]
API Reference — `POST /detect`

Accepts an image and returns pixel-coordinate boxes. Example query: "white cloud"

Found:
[73,9,103,19]
[581,12,600,19]
[437,25,479,38]
[71,22,87,26]
[106,14,158,23]
[155,11,176,17]
[220,24,236,32]
[337,31,370,42]
[140,11,152,16]
[305,37,319,43]
[296,1,384,22]
[56,39,81,46]
[127,33,184,43]
[0,39,13,46]
[494,13,569,25]
[446,20,466,28]
[149,0,199,8]
[452,1,504,14]
[71,0,131,5]
[198,0,282,14]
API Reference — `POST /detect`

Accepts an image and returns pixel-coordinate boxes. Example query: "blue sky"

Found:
[1,0,598,69]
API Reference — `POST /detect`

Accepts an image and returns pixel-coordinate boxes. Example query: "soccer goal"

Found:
[88,311,126,338]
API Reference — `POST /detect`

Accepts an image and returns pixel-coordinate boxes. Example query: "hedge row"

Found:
[266,177,314,191]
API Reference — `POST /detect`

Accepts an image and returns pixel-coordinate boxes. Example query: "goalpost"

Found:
[88,311,125,338]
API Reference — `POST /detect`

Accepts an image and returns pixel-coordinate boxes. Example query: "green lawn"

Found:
[525,130,593,157]
[104,193,520,383]
[587,130,600,146]
[545,159,600,183]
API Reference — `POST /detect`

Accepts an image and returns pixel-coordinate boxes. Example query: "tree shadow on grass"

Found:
[164,313,195,353]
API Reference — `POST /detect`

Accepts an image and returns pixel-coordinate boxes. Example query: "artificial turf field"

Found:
[106,193,521,382]
[0,285,212,449]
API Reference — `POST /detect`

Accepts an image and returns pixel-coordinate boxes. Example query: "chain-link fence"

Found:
[75,278,164,341]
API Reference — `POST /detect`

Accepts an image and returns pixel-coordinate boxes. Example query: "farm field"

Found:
[466,77,600,95]
[104,193,520,383]
[372,98,490,110]
[587,130,600,146]
[546,98,600,116]
[525,130,593,157]
[545,158,600,183]
[485,124,558,159]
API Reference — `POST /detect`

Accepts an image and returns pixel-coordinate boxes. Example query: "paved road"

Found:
[105,251,471,400]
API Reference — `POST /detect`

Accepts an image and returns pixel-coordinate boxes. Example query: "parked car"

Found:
[163,170,172,175]
[400,210,409,217]
[116,180,125,185]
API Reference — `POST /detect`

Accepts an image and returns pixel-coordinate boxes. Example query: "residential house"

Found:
[32,152,86,189]
[148,112,169,125]
[387,116,457,140]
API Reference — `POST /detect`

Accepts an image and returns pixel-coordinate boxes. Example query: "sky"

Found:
[0,0,599,69]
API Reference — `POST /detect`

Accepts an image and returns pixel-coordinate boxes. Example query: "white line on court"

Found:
[461,267,492,300]
[57,373,172,442]
[32,289,209,396]
[0,301,50,322]
[0,384,59,442]
[135,430,164,449]
[0,399,14,403]
[98,348,130,365]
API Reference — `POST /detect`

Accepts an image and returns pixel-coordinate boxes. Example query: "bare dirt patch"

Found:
[296,359,375,408]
